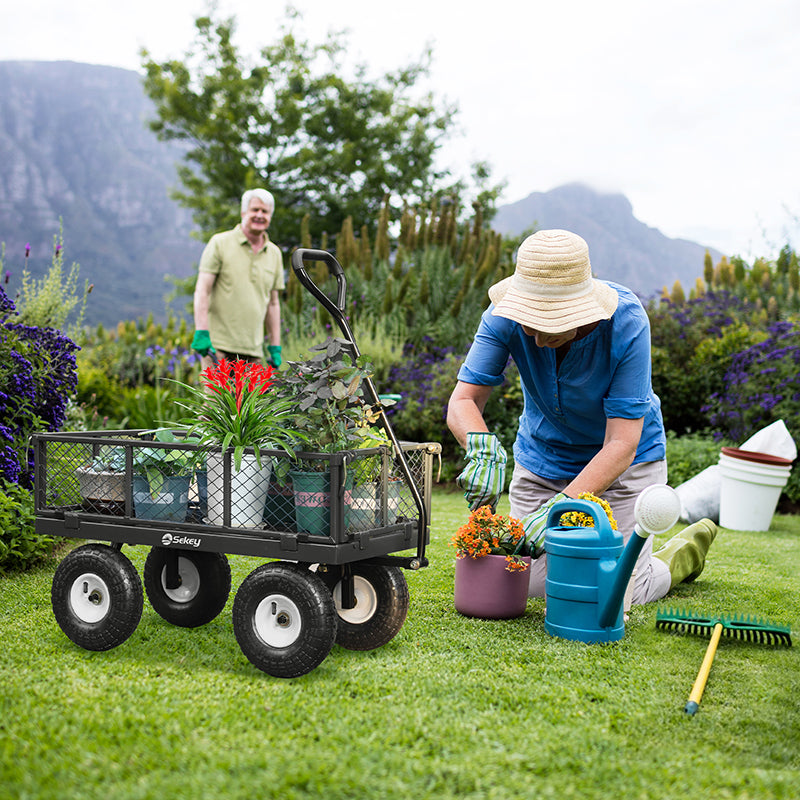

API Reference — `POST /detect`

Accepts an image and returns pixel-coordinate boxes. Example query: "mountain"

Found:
[493,183,722,298]
[0,61,203,327]
[0,62,720,328]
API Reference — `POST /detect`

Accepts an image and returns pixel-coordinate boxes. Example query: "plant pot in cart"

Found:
[133,474,191,522]
[206,451,272,528]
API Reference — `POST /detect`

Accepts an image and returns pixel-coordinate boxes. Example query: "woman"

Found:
[447,229,715,605]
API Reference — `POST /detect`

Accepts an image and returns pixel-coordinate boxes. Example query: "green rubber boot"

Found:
[652,518,717,589]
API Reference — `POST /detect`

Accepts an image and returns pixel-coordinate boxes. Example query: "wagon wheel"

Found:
[51,543,143,651]
[143,547,231,628]
[232,562,337,678]
[318,564,409,651]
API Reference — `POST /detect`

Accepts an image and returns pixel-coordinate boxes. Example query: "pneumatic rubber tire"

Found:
[232,562,337,678]
[318,564,409,651]
[143,547,231,628]
[51,544,143,651]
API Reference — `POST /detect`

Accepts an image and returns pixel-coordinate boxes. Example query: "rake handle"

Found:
[685,622,723,716]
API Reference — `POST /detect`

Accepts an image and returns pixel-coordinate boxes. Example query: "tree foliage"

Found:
[140,7,458,245]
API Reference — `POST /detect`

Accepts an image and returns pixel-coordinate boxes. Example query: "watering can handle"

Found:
[546,498,616,545]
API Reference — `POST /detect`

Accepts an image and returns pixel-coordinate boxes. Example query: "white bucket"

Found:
[718,449,793,531]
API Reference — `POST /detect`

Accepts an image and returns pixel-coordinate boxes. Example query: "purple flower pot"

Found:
[454,554,531,619]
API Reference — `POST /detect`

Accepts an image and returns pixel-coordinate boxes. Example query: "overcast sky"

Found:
[2,0,799,260]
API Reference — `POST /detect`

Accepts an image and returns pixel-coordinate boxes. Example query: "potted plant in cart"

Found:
[166,357,306,528]
[450,506,531,619]
[274,337,384,535]
[75,444,128,514]
[132,428,203,522]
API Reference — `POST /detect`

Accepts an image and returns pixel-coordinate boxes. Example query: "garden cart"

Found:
[34,248,440,678]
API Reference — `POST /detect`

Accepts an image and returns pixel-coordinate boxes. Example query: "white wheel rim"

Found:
[160,557,200,603]
[333,575,377,624]
[70,572,111,623]
[254,594,302,647]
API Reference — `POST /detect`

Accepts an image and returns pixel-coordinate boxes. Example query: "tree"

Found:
[140,7,458,247]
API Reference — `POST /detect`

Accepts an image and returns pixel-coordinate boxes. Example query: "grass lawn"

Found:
[1,488,798,799]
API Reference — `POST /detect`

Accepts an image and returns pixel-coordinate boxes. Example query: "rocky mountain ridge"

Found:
[0,61,719,327]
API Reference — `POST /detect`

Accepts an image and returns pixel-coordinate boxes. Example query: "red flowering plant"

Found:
[450,506,529,572]
[167,357,307,469]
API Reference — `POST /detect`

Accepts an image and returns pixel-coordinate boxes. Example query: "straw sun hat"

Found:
[488,229,619,333]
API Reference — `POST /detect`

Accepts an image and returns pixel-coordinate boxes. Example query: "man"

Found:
[191,188,284,369]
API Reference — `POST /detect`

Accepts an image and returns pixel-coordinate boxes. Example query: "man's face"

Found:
[241,198,273,236]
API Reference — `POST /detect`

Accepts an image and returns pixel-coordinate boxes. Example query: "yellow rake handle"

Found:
[684,622,723,716]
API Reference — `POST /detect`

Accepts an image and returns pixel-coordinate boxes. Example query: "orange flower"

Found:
[451,507,529,572]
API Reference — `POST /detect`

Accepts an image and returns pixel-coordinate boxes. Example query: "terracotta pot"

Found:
[454,553,531,619]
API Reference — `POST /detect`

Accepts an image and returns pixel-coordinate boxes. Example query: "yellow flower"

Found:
[559,492,618,530]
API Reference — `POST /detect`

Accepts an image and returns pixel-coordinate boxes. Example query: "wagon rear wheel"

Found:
[144,547,231,628]
[318,564,409,651]
[51,544,143,651]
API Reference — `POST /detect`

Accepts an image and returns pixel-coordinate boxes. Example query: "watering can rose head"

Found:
[558,492,618,530]
[450,506,529,572]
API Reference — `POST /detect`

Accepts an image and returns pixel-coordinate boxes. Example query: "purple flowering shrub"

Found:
[0,285,79,487]
[704,320,800,502]
[383,342,524,483]
[647,291,763,433]
[384,344,464,478]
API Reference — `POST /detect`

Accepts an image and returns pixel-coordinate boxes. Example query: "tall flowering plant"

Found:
[450,506,529,572]
[168,357,307,470]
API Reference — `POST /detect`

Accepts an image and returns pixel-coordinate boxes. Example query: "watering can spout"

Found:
[598,484,682,629]
[598,529,650,628]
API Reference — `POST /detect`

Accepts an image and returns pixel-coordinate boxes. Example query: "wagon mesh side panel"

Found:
[34,432,439,544]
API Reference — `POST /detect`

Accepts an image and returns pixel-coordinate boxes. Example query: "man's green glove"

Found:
[517,492,569,557]
[456,432,508,512]
[265,344,282,368]
[191,329,215,357]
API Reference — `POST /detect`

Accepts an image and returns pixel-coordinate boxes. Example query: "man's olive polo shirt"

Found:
[199,224,285,358]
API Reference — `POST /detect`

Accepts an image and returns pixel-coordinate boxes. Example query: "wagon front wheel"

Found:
[51,544,143,651]
[232,562,337,678]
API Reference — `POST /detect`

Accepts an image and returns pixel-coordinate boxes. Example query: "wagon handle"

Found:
[291,248,429,565]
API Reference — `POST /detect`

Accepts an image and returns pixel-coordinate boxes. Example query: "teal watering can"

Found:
[543,485,681,644]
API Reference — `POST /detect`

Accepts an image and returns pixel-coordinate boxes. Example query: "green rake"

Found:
[655,608,792,716]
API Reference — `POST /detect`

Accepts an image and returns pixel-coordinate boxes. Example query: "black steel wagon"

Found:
[33,249,440,678]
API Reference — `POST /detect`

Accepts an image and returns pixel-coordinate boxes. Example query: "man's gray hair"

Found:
[241,188,275,214]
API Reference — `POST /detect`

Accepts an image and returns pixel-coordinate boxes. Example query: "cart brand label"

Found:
[161,533,202,548]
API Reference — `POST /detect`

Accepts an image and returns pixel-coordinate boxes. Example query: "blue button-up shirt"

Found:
[457,282,666,480]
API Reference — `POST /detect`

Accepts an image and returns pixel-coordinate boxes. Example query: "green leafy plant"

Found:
[275,337,381,457]
[133,428,203,495]
[166,357,306,470]
[0,480,51,573]
[85,444,126,473]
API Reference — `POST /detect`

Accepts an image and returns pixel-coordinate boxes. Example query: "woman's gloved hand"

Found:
[517,492,569,557]
[456,432,508,512]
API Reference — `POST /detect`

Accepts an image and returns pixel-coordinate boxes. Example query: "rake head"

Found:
[656,607,792,646]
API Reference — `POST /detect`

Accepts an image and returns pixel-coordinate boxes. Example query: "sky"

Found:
[2,0,799,260]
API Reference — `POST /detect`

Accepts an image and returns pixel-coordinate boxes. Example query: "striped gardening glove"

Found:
[517,493,569,557]
[456,432,508,512]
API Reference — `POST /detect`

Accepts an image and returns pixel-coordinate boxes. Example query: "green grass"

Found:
[1,489,799,800]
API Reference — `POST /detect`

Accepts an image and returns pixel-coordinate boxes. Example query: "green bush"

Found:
[0,480,57,573]
[664,430,727,487]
